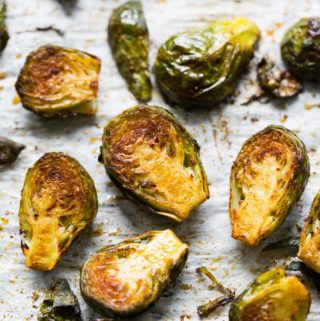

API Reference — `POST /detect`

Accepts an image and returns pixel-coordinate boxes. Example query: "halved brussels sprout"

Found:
[108,1,151,102]
[0,1,8,53]
[298,191,320,273]
[19,152,98,271]
[0,137,25,165]
[257,57,303,98]
[230,125,309,246]
[80,229,188,317]
[229,266,311,321]
[15,45,101,118]
[155,17,260,108]
[38,278,82,321]
[281,18,320,82]
[100,105,209,222]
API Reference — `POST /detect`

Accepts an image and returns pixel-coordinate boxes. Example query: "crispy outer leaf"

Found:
[38,279,82,321]
[0,137,25,165]
[108,1,151,102]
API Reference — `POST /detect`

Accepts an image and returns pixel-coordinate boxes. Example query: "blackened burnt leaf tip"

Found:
[0,137,25,165]
[38,278,82,321]
[108,1,151,102]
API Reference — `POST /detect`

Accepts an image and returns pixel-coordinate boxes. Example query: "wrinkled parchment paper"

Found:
[1,0,320,320]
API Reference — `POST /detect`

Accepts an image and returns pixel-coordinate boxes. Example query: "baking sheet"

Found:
[1,0,320,320]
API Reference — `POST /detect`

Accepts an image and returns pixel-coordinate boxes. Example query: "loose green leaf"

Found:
[108,1,151,102]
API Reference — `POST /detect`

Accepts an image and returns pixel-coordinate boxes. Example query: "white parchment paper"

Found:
[1,0,320,320]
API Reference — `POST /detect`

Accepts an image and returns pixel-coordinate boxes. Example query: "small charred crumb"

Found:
[196,266,235,317]
[257,57,303,98]
[0,137,25,165]
[18,26,65,37]
[38,278,83,321]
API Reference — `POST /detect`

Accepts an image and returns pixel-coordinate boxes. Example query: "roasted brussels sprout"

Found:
[281,18,320,82]
[0,1,8,52]
[155,17,260,108]
[19,152,98,271]
[257,57,303,98]
[38,278,82,321]
[0,137,25,165]
[15,45,101,118]
[229,266,311,321]
[100,105,209,222]
[80,229,188,317]
[108,1,151,102]
[298,191,320,273]
[230,125,309,246]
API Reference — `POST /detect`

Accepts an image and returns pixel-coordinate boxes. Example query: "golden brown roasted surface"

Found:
[229,266,311,321]
[101,105,209,222]
[230,125,309,246]
[19,152,98,271]
[15,45,101,117]
[80,229,188,317]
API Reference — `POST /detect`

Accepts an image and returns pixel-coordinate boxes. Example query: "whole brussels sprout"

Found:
[15,45,101,118]
[99,105,209,222]
[155,17,260,108]
[230,125,309,246]
[19,152,98,271]
[38,278,82,321]
[299,191,320,273]
[108,1,151,102]
[229,266,311,321]
[257,57,303,98]
[281,18,320,82]
[80,229,188,317]
[0,1,8,53]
